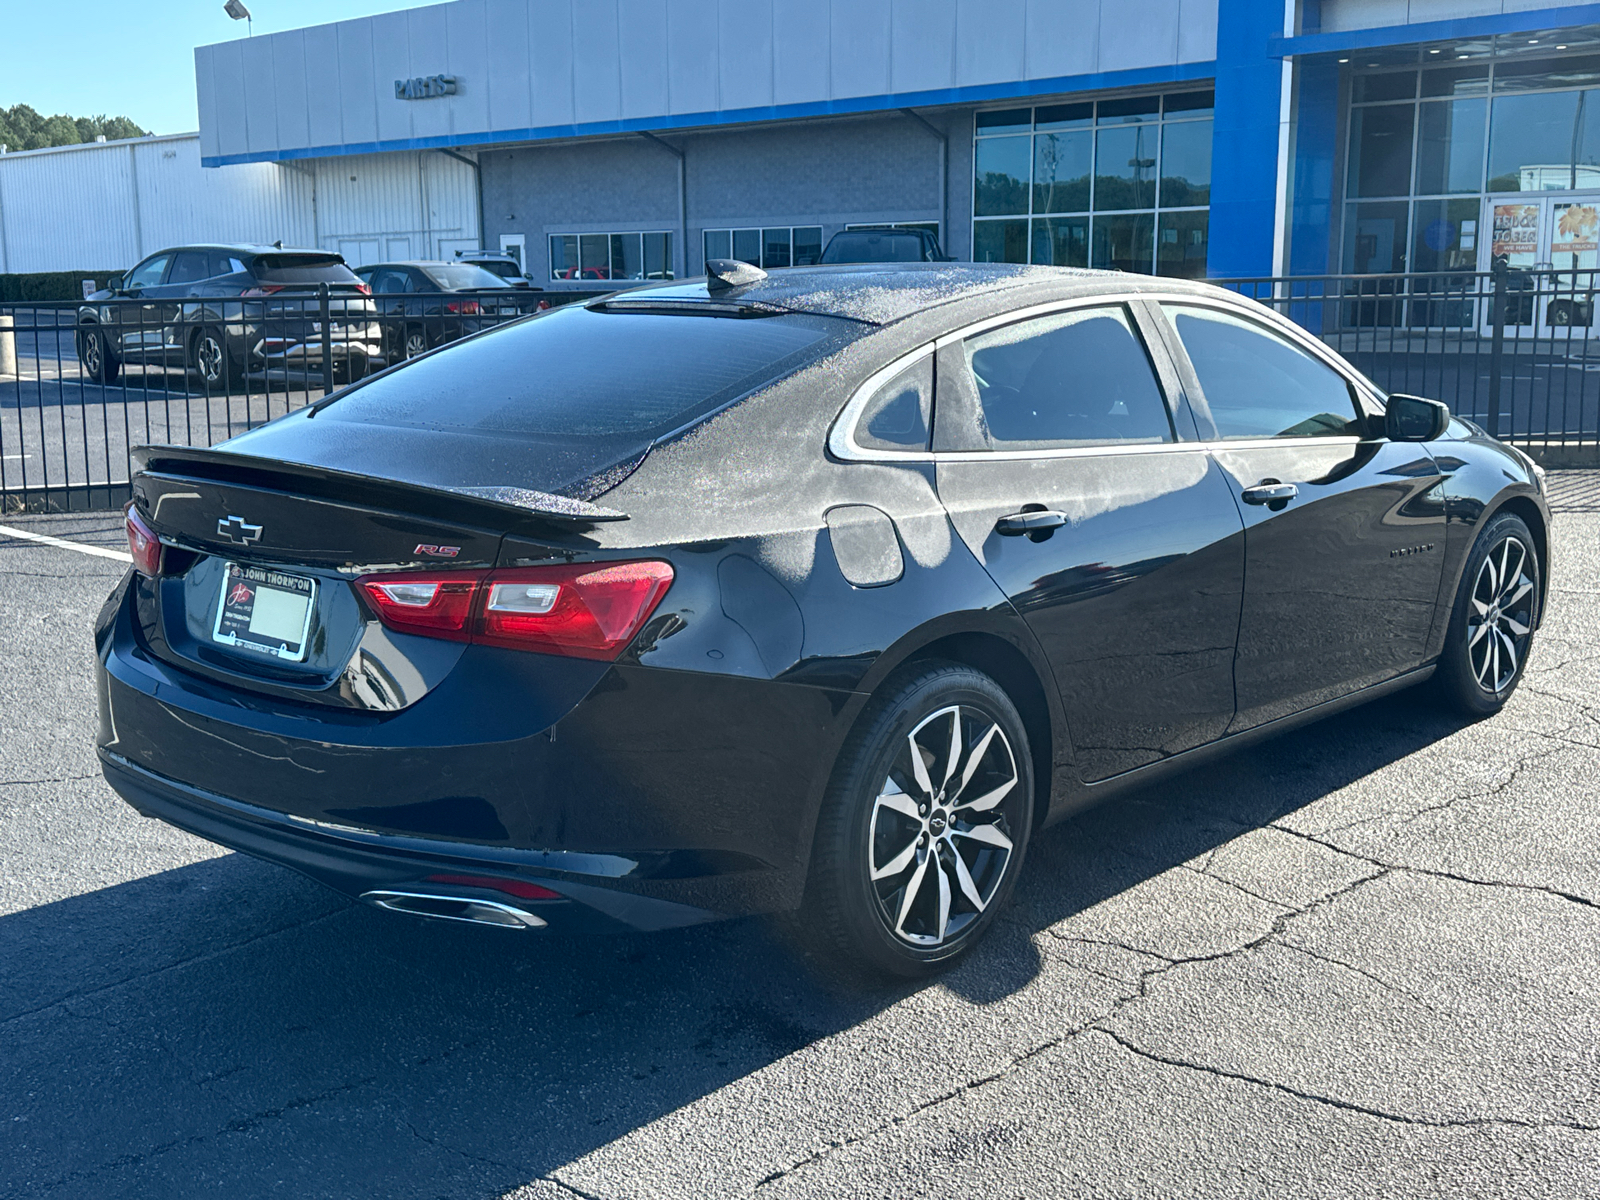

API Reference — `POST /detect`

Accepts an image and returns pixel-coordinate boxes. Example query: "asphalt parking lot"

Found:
[2,479,1599,1199]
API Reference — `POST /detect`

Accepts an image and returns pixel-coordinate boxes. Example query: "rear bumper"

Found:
[100,749,719,933]
[96,571,856,923]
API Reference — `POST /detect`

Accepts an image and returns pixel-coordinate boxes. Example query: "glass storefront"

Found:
[972,91,1213,277]
[1343,32,1600,279]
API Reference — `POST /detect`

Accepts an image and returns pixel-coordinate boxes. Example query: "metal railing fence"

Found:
[0,286,590,513]
[1216,265,1600,458]
[5,267,1598,513]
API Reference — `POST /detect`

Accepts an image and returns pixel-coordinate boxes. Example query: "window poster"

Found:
[1552,203,1600,267]
[1491,203,1540,267]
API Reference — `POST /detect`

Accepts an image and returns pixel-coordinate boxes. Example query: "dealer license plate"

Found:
[212,563,317,662]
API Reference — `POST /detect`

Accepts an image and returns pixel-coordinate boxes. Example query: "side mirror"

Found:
[1385,393,1450,442]
[105,274,124,293]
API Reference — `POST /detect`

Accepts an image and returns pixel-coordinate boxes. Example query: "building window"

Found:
[549,232,673,281]
[703,226,823,270]
[972,90,1212,278]
[1341,37,1600,280]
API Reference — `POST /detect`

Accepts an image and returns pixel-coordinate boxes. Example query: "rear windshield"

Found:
[252,254,360,284]
[325,305,859,444]
[821,232,926,264]
[472,259,522,279]
[424,264,512,290]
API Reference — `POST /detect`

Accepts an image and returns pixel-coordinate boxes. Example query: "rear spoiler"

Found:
[131,445,628,531]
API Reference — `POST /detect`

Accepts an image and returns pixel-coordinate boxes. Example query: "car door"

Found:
[156,249,213,364]
[113,252,173,358]
[1156,301,1447,730]
[932,300,1247,783]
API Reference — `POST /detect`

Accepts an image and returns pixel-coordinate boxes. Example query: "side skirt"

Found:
[1044,664,1438,825]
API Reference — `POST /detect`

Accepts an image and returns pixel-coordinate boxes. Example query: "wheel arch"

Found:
[897,632,1057,833]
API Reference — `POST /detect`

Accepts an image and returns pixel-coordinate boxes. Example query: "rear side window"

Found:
[423,264,508,290]
[962,305,1173,449]
[1163,305,1362,439]
[853,355,933,452]
[168,250,212,284]
[326,305,860,441]
[252,254,360,284]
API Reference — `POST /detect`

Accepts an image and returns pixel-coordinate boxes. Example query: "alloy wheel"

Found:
[196,334,224,384]
[404,330,427,359]
[82,332,101,376]
[1467,535,1536,694]
[868,704,1021,948]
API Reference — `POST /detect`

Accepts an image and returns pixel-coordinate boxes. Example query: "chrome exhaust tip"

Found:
[360,888,548,930]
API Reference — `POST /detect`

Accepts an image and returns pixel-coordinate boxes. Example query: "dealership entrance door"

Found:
[1481,193,1600,336]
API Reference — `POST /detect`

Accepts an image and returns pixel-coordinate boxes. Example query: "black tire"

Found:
[806,661,1034,978]
[1435,512,1541,716]
[78,326,120,384]
[190,326,239,391]
[334,353,370,386]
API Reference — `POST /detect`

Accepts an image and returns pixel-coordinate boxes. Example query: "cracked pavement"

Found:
[3,490,1599,1200]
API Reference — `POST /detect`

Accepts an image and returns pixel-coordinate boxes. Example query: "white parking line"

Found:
[0,523,132,563]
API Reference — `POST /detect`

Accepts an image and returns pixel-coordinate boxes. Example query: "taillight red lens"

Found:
[354,560,674,660]
[478,562,676,660]
[359,575,478,640]
[124,504,161,576]
[444,299,481,315]
[241,284,286,297]
[354,282,372,295]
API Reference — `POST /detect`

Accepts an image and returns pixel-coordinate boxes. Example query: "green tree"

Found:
[0,104,149,152]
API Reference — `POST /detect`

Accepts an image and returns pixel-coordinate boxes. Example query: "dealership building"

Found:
[8,0,1600,293]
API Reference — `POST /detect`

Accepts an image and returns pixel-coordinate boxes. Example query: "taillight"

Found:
[353,282,372,295]
[359,575,478,640]
[355,560,674,661]
[444,299,481,315]
[124,504,161,576]
[241,284,286,297]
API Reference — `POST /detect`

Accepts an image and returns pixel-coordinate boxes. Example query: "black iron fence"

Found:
[1217,265,1600,459]
[4,267,1598,513]
[0,285,592,512]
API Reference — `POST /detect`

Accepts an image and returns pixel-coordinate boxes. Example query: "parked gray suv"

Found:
[76,244,382,388]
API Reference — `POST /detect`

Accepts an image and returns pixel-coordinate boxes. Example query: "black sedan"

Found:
[77,244,382,388]
[353,261,548,364]
[96,262,1550,976]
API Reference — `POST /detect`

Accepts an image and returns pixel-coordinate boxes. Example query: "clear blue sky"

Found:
[1,1,429,135]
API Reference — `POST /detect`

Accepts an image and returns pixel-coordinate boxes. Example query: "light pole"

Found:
[224,0,253,36]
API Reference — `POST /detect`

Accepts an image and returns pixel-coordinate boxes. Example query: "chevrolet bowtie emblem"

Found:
[216,515,263,546]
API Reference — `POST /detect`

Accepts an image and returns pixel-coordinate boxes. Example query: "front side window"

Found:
[961,305,1173,449]
[125,255,171,289]
[1164,305,1364,440]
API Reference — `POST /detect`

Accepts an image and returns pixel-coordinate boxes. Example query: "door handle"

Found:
[995,510,1068,536]
[1240,482,1298,506]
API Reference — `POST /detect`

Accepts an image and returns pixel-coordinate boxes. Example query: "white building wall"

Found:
[309,150,479,267]
[0,134,480,275]
[196,0,1216,165]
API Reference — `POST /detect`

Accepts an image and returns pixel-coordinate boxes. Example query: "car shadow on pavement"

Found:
[0,690,1468,1198]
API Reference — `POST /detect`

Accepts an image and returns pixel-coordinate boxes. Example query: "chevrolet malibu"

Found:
[95,262,1550,976]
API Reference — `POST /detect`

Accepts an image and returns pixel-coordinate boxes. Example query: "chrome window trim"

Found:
[828,344,937,462]
[828,288,1382,465]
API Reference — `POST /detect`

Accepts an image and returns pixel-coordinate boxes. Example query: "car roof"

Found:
[614,263,1222,326]
[153,244,331,256]
[356,261,486,269]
